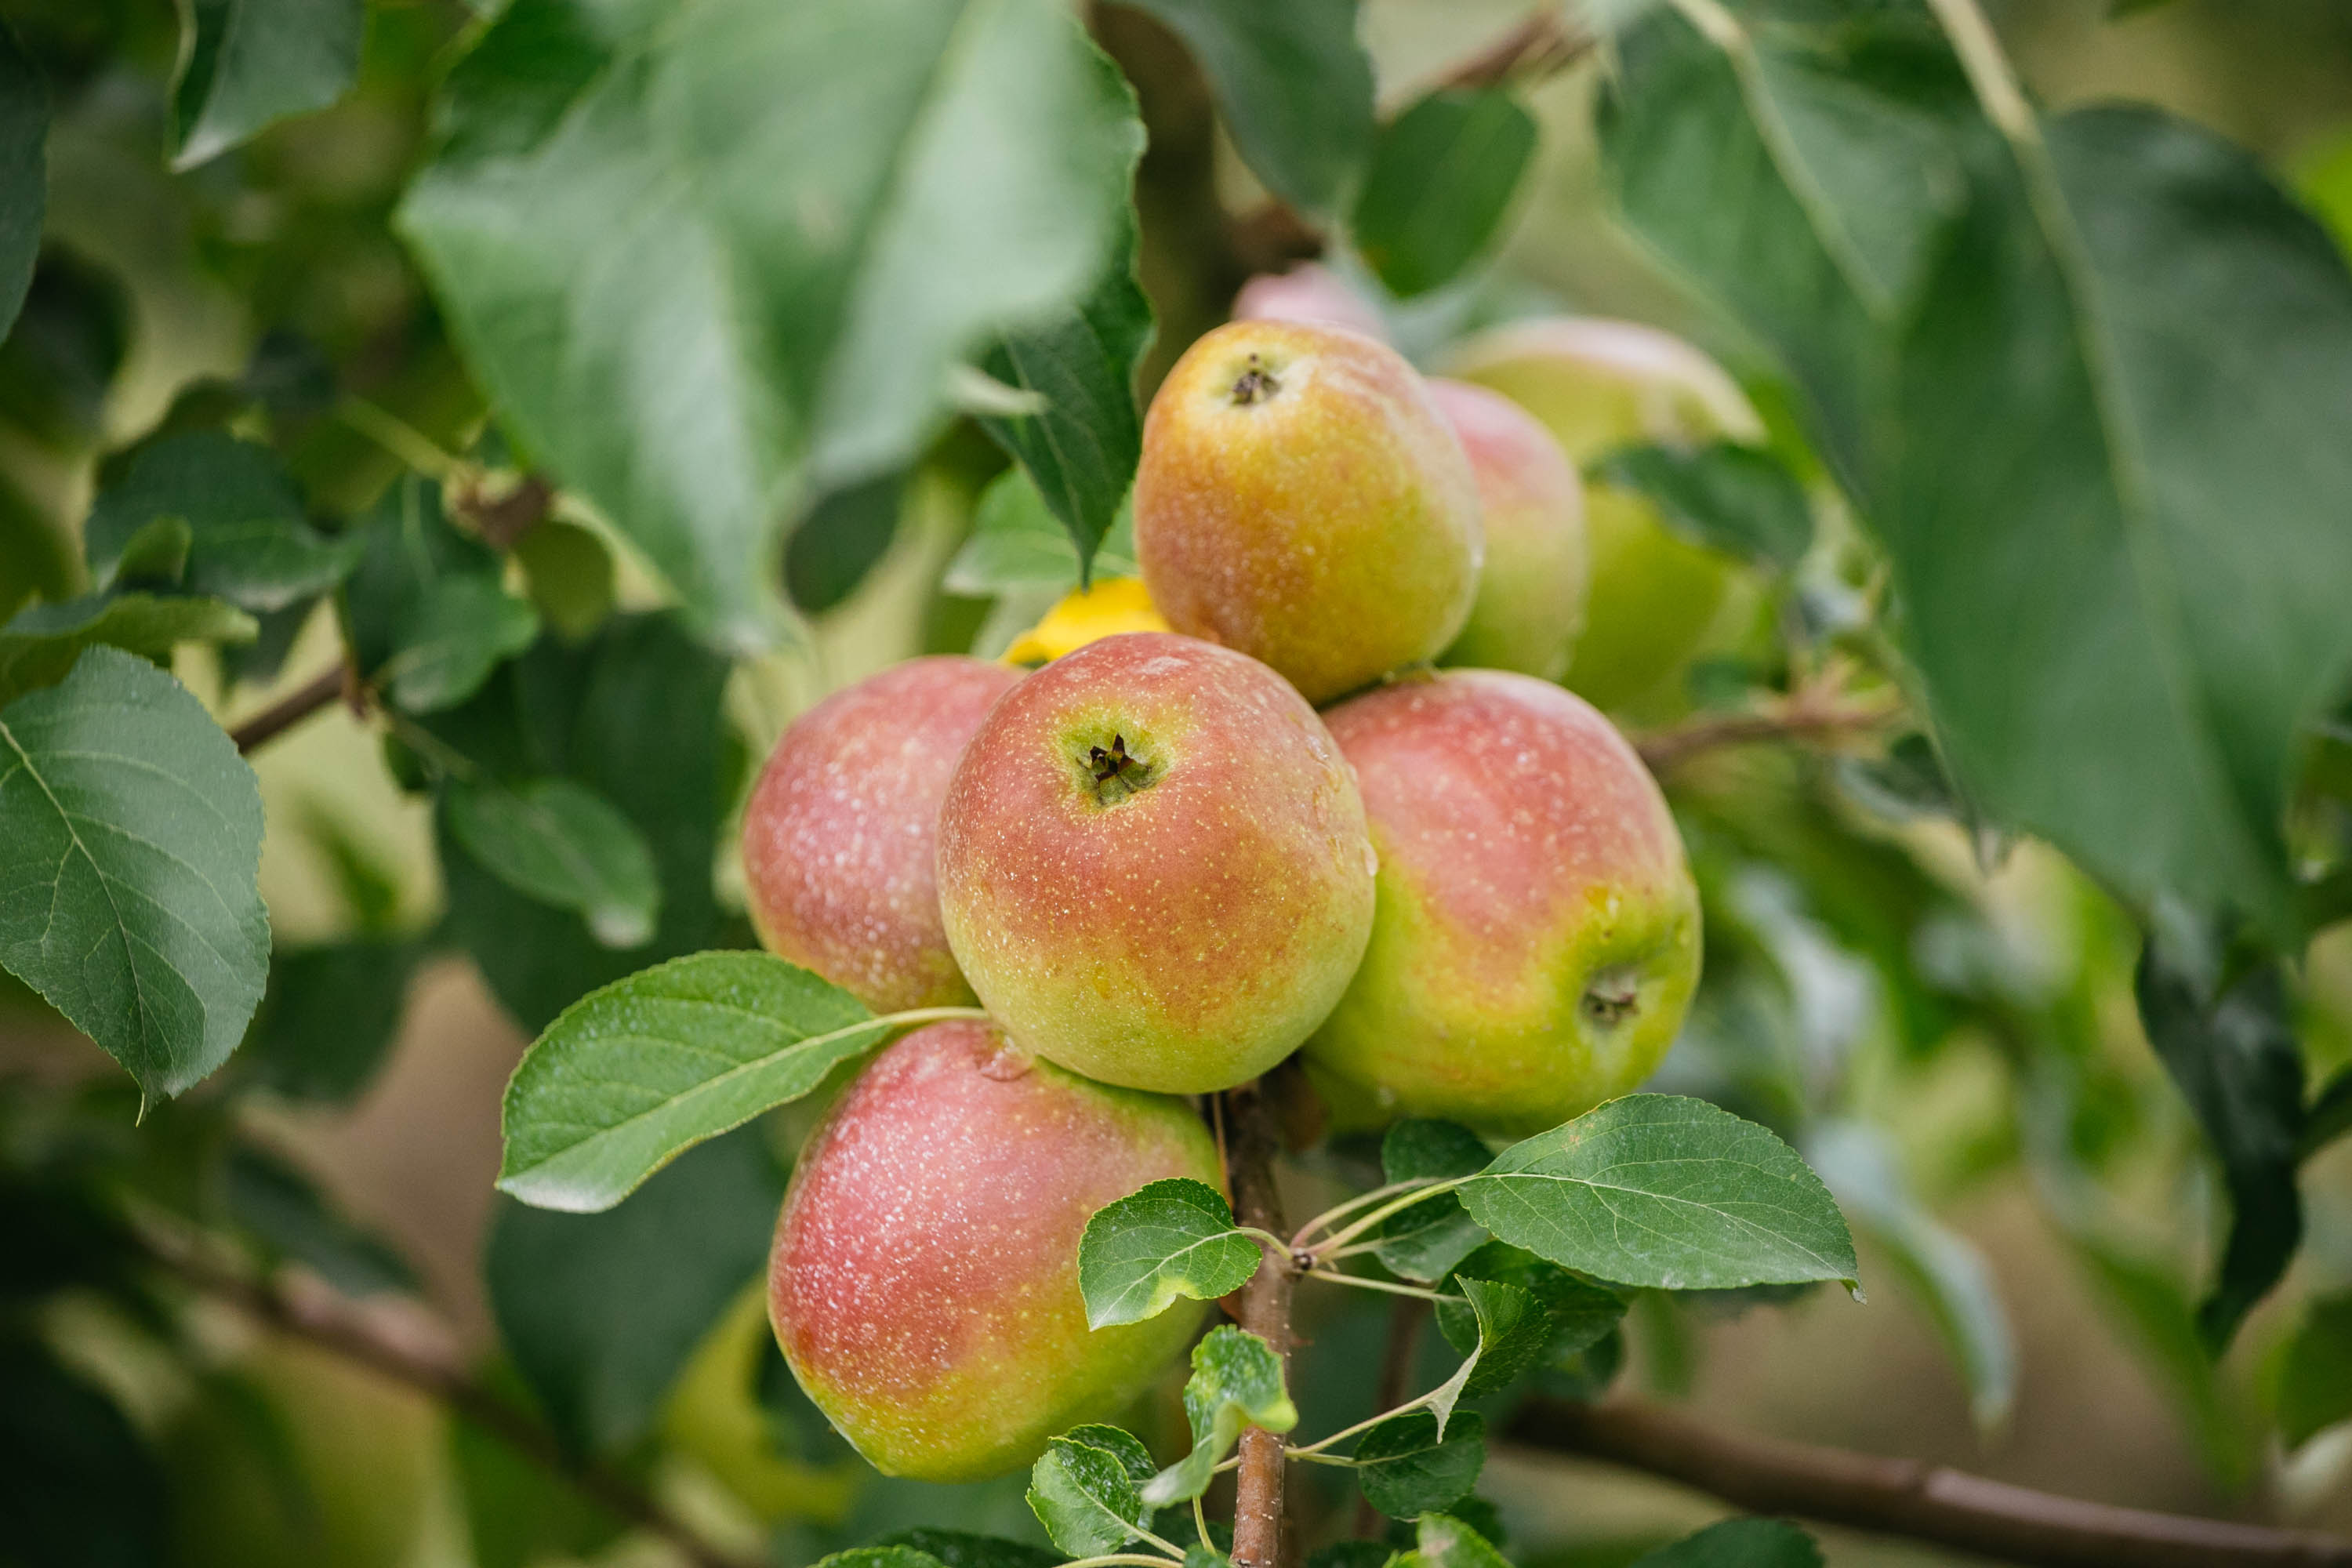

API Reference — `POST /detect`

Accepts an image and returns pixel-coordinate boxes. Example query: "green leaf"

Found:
[0,591,256,706]
[1352,1410,1483,1521]
[1352,89,1537,298]
[1425,1277,1543,1433]
[343,476,539,715]
[1592,441,1813,571]
[2303,1062,2352,1162]
[0,646,269,1101]
[1025,1431,1152,1557]
[499,949,896,1212]
[1458,1094,1860,1293]
[820,1544,953,1568]
[978,213,1153,581]
[1630,1518,1821,1568]
[944,468,1138,597]
[2278,1291,2352,1448]
[1373,1120,1491,1284]
[0,1339,171,1568]
[488,1127,783,1454]
[451,1369,624,1568]
[788,473,905,615]
[1605,11,2352,932]
[2134,916,2303,1350]
[400,0,1144,652]
[225,1143,416,1297]
[1143,1324,1297,1506]
[1806,1121,2014,1432]
[873,1531,1061,1568]
[238,939,417,1100]
[0,24,46,340]
[1078,1176,1261,1329]
[169,0,365,169]
[514,517,615,642]
[85,432,367,612]
[104,515,192,590]
[1113,0,1374,215]
[446,776,662,949]
[1436,1241,1626,1375]
[437,615,735,1033]
[1398,1512,1510,1568]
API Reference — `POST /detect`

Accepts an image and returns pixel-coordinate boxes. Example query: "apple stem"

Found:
[1221,1080,1296,1568]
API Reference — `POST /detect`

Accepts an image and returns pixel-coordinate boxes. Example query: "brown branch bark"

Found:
[230,664,359,754]
[141,1230,763,1568]
[1223,1081,1298,1568]
[1506,1396,2352,1568]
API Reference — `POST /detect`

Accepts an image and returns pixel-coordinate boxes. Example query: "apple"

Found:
[768,1019,1222,1481]
[1446,318,1766,714]
[1427,377,1588,682]
[936,631,1375,1093]
[1231,263,1388,340]
[1134,319,1483,703]
[1303,670,1700,1134]
[740,655,1022,1014]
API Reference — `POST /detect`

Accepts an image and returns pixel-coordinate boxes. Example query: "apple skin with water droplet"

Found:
[768,1019,1220,1482]
[1303,670,1700,1135]
[936,632,1375,1094]
[1446,318,1766,717]
[740,655,1022,1013]
[1135,318,1483,704]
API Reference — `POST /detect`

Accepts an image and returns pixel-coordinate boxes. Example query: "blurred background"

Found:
[7,2,2352,1564]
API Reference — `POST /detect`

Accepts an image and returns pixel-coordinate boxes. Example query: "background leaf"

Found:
[343,477,538,715]
[0,1338,172,1566]
[1593,442,1813,571]
[400,0,1144,650]
[238,939,419,1103]
[1606,8,2352,930]
[498,950,891,1212]
[0,646,269,1101]
[169,0,365,169]
[978,215,1153,579]
[445,776,662,949]
[487,1127,783,1454]
[1373,1120,1492,1285]
[0,23,45,339]
[2134,920,2304,1349]
[787,474,906,615]
[85,432,366,612]
[1630,1517,1822,1568]
[225,1143,416,1298]
[944,468,1138,598]
[1111,0,1374,216]
[2278,1291,2352,1449]
[1352,89,1537,298]
[0,592,256,705]
[1459,1095,1859,1293]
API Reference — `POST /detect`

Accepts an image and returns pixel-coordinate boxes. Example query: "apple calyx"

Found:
[1581,965,1643,1027]
[1229,354,1281,406]
[1077,731,1160,805]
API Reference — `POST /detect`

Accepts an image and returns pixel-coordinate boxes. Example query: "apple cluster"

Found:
[744,278,1747,1483]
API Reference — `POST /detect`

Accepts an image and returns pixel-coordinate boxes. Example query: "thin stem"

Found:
[1130,1525,1191,1560]
[230,664,354,754]
[1305,1270,1457,1304]
[1192,1493,1211,1555]
[339,397,463,481]
[1220,1082,1294,1568]
[1635,688,1903,771]
[1236,1225,1294,1259]
[1287,1388,1441,1460]
[1312,1178,1472,1258]
[1062,1556,1189,1568]
[1289,1178,1439,1249]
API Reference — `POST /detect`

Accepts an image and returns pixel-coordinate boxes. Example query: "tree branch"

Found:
[1634,687,1903,771]
[140,1229,764,1568]
[1223,1081,1298,1568]
[1506,1396,2352,1568]
[230,663,360,754]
